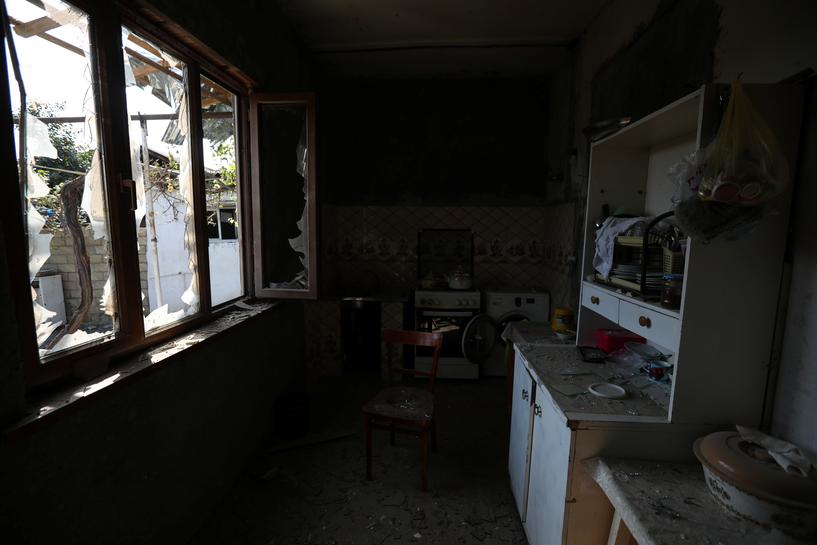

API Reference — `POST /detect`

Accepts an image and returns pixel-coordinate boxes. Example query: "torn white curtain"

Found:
[80,150,107,240]
[27,202,52,282]
[175,92,199,310]
[128,123,147,230]
[26,164,51,199]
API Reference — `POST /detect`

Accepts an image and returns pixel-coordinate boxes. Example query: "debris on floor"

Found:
[189,379,527,545]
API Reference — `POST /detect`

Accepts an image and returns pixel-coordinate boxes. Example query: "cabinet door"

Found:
[508,352,535,520]
[525,388,572,545]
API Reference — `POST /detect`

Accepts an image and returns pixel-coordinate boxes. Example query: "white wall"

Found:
[144,201,242,312]
[145,201,195,313]
[209,240,242,306]
[570,0,817,454]
[772,83,817,457]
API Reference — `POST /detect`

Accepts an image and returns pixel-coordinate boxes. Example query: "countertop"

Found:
[510,322,669,423]
[583,457,803,545]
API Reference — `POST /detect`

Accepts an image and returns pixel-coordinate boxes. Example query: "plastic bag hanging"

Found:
[698,82,789,206]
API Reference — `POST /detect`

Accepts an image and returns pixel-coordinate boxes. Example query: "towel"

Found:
[737,425,815,477]
[593,217,644,278]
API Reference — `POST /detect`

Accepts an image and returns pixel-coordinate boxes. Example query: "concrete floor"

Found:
[189,377,527,545]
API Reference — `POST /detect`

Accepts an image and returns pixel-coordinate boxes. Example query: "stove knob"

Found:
[434,299,441,306]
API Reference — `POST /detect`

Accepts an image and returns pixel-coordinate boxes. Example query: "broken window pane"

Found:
[5,0,117,358]
[122,28,199,332]
[258,103,310,291]
[201,75,242,306]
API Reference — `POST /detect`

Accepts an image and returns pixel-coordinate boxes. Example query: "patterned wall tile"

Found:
[307,203,581,381]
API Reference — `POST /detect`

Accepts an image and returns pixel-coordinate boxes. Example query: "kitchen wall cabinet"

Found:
[577,84,804,426]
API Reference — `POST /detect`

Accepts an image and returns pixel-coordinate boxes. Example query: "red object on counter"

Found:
[594,329,645,353]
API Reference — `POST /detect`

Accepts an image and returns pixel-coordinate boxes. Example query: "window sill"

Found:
[3,300,279,439]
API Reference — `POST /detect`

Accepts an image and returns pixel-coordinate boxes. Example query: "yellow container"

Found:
[551,307,575,333]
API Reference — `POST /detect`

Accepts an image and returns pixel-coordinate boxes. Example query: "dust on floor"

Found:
[189,378,527,545]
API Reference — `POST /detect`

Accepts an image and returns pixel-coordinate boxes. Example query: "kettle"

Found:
[445,267,473,290]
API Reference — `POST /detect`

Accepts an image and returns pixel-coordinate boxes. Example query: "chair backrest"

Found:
[382,329,444,392]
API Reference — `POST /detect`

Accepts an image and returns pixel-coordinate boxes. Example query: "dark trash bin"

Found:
[340,298,381,376]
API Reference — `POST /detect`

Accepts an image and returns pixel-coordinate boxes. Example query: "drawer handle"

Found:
[534,404,542,417]
[638,315,652,328]
[522,389,529,401]
[590,296,600,305]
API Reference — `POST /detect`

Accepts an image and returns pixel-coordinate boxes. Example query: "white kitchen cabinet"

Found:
[510,346,716,545]
[524,383,571,545]
[580,282,619,324]
[577,84,804,426]
[508,352,535,521]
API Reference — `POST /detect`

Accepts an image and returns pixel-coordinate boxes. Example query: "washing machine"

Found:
[482,290,552,376]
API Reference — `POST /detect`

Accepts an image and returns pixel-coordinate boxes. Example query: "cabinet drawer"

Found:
[619,300,680,350]
[581,283,619,323]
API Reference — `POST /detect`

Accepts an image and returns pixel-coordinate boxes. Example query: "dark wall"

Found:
[320,78,550,205]
[146,0,314,89]
[0,304,304,545]
[590,0,721,124]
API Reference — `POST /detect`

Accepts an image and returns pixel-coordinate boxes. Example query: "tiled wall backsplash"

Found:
[304,204,578,380]
[321,204,577,303]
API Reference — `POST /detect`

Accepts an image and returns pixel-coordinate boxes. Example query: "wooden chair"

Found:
[362,329,443,491]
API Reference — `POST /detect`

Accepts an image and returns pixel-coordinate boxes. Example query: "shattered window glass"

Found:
[201,75,242,306]
[122,28,199,332]
[5,0,117,358]
[258,103,310,291]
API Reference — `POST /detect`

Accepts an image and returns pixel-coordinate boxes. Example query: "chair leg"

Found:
[365,416,372,481]
[420,430,429,492]
[431,419,438,452]
[390,423,396,446]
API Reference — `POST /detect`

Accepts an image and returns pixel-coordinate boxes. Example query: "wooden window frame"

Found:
[249,92,318,300]
[1,0,258,389]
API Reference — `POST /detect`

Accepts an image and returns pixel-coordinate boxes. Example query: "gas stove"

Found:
[414,289,481,310]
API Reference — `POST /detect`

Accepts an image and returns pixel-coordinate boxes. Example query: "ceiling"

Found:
[276,0,609,78]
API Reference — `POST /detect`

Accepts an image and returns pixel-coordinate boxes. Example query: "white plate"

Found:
[587,382,627,399]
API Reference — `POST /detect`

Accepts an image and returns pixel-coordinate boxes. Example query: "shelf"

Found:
[582,280,680,319]
[591,89,702,149]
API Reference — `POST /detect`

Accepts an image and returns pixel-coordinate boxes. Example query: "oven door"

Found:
[416,309,475,359]
[415,309,483,379]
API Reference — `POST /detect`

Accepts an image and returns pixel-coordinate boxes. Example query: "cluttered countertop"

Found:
[507,322,669,423]
[583,457,806,545]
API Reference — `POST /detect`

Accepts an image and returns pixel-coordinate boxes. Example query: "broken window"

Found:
[201,74,242,306]
[5,0,117,359]
[122,28,199,332]
[1,0,319,387]
[251,94,318,299]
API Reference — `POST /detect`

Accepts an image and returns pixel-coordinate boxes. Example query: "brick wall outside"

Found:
[39,226,150,328]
